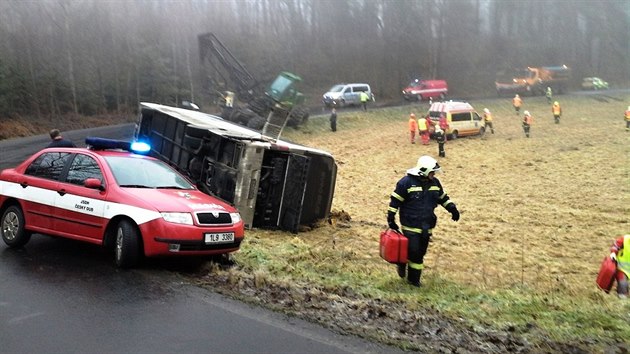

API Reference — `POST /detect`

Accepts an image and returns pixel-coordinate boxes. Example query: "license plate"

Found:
[204,232,234,244]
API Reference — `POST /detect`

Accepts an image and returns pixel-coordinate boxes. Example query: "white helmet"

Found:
[484,108,490,114]
[408,155,441,177]
[524,110,530,116]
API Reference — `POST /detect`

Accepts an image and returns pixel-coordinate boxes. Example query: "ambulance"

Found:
[427,101,485,139]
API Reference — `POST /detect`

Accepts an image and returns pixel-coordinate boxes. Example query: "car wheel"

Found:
[417,94,423,101]
[339,99,346,107]
[1,205,31,248]
[479,127,486,136]
[114,219,140,268]
[450,130,459,140]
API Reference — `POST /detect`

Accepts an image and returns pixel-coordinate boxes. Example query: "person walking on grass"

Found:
[609,234,630,299]
[329,108,337,132]
[434,124,446,157]
[624,106,630,131]
[387,155,460,287]
[359,91,370,111]
[483,108,494,134]
[513,94,523,116]
[552,101,562,124]
[418,114,430,145]
[546,87,553,104]
[522,110,533,138]
[408,113,418,144]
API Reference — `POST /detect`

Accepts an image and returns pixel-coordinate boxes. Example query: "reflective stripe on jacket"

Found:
[388,174,453,229]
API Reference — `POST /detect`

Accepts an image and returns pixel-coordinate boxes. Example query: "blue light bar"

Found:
[130,141,151,153]
[85,137,151,154]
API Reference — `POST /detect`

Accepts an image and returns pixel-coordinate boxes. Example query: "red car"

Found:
[0,138,245,268]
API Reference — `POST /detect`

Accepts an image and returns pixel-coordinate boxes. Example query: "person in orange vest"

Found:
[513,94,523,116]
[483,108,494,134]
[408,113,418,144]
[418,115,430,145]
[625,106,630,131]
[522,110,533,138]
[552,101,562,124]
[609,234,630,299]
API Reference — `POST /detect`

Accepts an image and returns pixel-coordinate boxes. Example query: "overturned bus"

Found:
[134,102,337,233]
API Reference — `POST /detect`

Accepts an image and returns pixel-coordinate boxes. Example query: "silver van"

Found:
[322,83,374,107]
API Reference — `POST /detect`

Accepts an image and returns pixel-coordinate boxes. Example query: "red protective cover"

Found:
[379,229,408,263]
[596,256,617,293]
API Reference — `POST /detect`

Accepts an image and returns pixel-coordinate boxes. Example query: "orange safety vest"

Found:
[523,115,533,125]
[409,117,418,131]
[513,97,522,107]
[625,110,630,121]
[552,105,561,115]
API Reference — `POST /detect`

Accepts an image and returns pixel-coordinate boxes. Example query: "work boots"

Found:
[397,263,406,278]
[407,269,422,287]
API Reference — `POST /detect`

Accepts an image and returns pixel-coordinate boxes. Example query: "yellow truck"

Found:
[495,65,571,96]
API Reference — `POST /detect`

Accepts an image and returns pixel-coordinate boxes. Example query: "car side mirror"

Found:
[84,178,104,191]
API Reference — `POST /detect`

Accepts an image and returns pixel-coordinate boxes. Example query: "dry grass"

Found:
[223,92,630,349]
[284,94,629,294]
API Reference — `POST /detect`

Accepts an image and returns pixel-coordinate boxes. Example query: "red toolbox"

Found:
[379,229,408,263]
[596,256,617,293]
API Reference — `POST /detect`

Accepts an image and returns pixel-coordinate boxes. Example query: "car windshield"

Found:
[328,85,345,93]
[104,156,195,189]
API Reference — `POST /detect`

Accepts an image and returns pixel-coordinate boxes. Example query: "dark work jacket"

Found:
[388,174,454,229]
[435,131,445,144]
[48,138,76,148]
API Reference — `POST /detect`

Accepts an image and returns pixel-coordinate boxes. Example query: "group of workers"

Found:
[513,90,564,138]
[407,113,448,157]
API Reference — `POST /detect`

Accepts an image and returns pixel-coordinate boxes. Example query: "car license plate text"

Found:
[204,232,234,244]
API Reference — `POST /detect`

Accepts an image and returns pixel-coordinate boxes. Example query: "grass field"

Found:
[194,92,630,352]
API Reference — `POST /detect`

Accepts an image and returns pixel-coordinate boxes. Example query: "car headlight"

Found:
[161,212,193,225]
[230,212,241,224]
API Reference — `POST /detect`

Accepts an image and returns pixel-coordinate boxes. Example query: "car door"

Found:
[21,152,73,232]
[53,153,109,242]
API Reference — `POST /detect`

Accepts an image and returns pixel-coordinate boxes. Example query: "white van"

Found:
[428,101,485,139]
[322,83,374,107]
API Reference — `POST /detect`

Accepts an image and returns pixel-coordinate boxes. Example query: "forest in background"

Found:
[0,0,628,118]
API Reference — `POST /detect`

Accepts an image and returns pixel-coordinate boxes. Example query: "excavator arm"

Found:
[198,32,260,102]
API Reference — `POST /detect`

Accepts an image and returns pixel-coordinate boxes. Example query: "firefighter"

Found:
[625,106,630,131]
[434,124,446,157]
[360,91,370,111]
[546,87,553,104]
[609,234,630,299]
[522,110,533,138]
[552,101,562,124]
[483,108,494,134]
[387,155,460,287]
[408,113,418,144]
[513,94,523,116]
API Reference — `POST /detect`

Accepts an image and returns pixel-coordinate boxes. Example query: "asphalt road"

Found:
[0,125,404,354]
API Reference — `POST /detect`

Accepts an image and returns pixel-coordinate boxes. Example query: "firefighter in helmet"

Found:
[387,155,460,287]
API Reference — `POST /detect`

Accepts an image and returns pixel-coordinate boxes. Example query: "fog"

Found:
[0,0,627,116]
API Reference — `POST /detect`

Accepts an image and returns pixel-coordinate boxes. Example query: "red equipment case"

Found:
[596,256,617,293]
[379,229,408,263]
